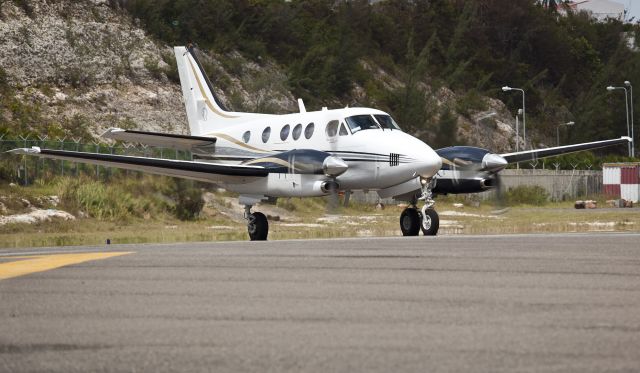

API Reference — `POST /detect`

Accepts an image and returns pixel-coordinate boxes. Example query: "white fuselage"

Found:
[201,107,442,195]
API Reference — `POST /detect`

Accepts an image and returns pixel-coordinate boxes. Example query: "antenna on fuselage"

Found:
[297,98,306,113]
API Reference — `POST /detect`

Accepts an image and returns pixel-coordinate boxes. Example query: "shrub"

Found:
[167,179,204,221]
[506,185,549,206]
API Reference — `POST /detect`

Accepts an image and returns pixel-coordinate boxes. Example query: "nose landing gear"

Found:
[400,178,440,236]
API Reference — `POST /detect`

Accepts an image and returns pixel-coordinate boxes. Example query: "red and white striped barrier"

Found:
[603,163,640,202]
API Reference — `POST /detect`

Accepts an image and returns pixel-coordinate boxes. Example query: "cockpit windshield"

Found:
[345,115,380,134]
[374,115,402,131]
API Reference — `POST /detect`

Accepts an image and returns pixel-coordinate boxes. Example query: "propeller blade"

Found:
[491,172,509,214]
[326,182,340,214]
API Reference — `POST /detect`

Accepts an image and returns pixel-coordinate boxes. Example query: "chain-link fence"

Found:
[0,135,193,185]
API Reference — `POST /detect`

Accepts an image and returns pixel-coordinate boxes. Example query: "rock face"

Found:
[0,0,519,152]
[0,0,294,139]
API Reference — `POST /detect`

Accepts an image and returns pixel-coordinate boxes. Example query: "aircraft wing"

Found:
[7,147,267,184]
[102,128,216,154]
[499,137,631,163]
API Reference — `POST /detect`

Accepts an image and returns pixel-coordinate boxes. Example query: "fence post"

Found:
[93,141,100,179]
[19,135,29,185]
[73,138,81,177]
[58,137,65,177]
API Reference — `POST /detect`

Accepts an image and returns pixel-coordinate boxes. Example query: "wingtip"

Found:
[621,136,632,142]
[101,127,125,138]
[6,146,41,155]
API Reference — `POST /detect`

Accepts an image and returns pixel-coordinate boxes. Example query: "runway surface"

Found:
[1,233,640,372]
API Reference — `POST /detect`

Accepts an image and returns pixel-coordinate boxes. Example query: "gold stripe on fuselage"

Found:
[209,133,272,154]
[243,157,291,168]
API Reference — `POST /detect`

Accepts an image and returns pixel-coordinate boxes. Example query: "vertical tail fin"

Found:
[174,45,242,136]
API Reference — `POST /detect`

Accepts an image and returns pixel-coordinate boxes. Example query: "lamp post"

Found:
[556,121,575,146]
[607,85,631,157]
[502,86,526,149]
[624,81,635,158]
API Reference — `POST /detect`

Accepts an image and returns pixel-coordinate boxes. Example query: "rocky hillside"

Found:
[0,0,520,152]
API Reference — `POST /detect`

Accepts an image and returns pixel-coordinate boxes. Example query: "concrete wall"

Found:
[350,169,603,204]
[490,169,603,201]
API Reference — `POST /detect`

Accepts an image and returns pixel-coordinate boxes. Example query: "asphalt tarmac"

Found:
[1,233,639,372]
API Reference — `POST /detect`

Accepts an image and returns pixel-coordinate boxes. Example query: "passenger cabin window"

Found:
[242,131,251,143]
[304,123,315,139]
[292,123,302,140]
[339,123,349,136]
[280,124,290,141]
[262,127,271,143]
[325,120,339,137]
[345,115,380,134]
[374,115,402,131]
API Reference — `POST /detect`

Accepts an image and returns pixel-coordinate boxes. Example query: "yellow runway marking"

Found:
[0,252,133,280]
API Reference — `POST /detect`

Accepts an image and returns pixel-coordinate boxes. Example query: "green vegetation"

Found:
[1,179,638,248]
[109,0,640,155]
[506,185,550,206]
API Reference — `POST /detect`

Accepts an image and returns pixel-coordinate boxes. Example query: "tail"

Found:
[174,45,244,136]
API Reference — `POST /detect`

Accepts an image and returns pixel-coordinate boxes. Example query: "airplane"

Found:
[8,45,632,240]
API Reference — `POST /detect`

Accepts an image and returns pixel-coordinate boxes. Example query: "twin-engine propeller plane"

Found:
[8,45,631,240]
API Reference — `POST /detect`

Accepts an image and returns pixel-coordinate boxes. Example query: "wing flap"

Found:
[102,128,216,154]
[500,137,631,163]
[8,147,267,184]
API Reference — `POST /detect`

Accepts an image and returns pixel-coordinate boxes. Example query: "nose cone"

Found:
[481,153,508,172]
[415,146,442,178]
[323,156,349,177]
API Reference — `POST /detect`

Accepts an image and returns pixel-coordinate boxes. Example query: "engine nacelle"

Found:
[242,149,347,176]
[433,177,494,195]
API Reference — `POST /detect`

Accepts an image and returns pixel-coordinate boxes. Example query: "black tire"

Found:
[420,208,440,236]
[248,212,268,241]
[400,208,420,236]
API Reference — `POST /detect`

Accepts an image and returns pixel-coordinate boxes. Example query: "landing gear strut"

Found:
[244,205,268,241]
[399,178,440,236]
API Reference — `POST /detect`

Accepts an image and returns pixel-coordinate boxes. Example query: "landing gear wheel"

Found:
[248,212,268,241]
[420,208,439,236]
[400,208,420,236]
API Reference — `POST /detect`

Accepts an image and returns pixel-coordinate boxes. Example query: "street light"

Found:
[607,85,631,157]
[556,121,575,146]
[624,81,635,158]
[502,86,526,149]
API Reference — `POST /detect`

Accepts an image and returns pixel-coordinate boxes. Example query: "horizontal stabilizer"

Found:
[500,137,631,163]
[102,128,216,155]
[7,147,266,184]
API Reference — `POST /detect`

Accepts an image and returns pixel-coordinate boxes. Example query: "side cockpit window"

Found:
[339,122,349,136]
[242,131,251,143]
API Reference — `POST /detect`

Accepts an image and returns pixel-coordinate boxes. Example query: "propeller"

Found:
[490,171,509,214]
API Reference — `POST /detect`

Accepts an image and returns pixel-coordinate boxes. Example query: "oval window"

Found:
[325,120,339,137]
[292,123,302,140]
[305,122,315,139]
[262,127,271,143]
[242,131,251,143]
[280,124,290,141]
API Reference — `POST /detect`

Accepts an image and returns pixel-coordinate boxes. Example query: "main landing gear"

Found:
[400,178,440,236]
[244,205,268,241]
